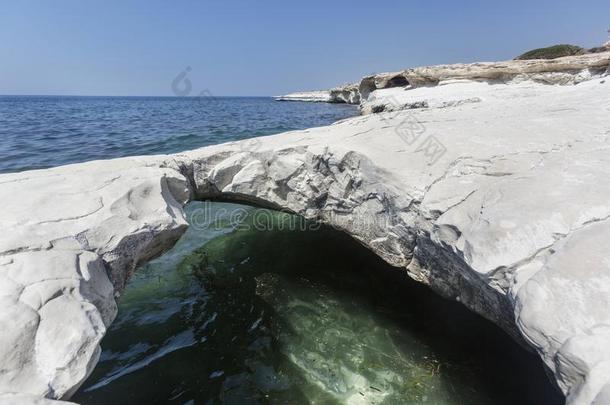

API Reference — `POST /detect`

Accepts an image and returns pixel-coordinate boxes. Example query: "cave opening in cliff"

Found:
[386,75,410,88]
[74,201,562,404]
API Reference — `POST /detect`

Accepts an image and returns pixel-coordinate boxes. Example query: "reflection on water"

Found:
[73,202,562,405]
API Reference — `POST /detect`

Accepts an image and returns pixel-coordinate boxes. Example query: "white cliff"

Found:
[276,84,360,104]
[274,90,332,102]
[1,53,610,404]
[278,52,610,110]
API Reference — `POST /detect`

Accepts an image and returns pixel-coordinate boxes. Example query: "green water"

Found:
[73,202,562,405]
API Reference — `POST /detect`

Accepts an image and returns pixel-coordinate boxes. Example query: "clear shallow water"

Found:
[73,202,562,405]
[0,96,357,173]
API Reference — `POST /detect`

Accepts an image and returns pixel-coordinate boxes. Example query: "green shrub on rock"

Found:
[515,44,585,60]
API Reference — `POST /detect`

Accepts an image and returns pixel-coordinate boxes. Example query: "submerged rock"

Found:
[1,56,610,403]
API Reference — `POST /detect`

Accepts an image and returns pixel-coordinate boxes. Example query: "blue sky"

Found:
[1,0,608,96]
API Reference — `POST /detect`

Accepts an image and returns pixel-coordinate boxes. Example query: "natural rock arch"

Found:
[2,70,610,403]
[179,146,517,338]
[0,139,595,403]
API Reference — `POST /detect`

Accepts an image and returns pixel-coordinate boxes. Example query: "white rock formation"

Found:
[357,51,610,100]
[1,55,610,404]
[0,160,190,401]
[275,84,360,104]
[274,90,331,102]
[328,83,360,104]
[280,51,610,108]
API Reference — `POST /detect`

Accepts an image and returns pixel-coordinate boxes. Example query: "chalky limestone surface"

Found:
[1,54,610,404]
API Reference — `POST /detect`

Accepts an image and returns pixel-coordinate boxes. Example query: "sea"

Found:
[0,96,357,174]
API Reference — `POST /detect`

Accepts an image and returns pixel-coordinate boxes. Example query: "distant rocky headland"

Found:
[1,49,610,404]
[277,50,610,110]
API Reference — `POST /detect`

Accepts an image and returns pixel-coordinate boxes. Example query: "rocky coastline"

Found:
[1,51,610,404]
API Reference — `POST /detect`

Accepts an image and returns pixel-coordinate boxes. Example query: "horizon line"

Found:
[0,94,276,98]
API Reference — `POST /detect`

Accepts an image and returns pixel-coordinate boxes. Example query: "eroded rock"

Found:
[1,68,610,404]
[281,51,610,113]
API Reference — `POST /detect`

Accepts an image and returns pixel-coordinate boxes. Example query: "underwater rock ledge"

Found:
[1,56,610,404]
